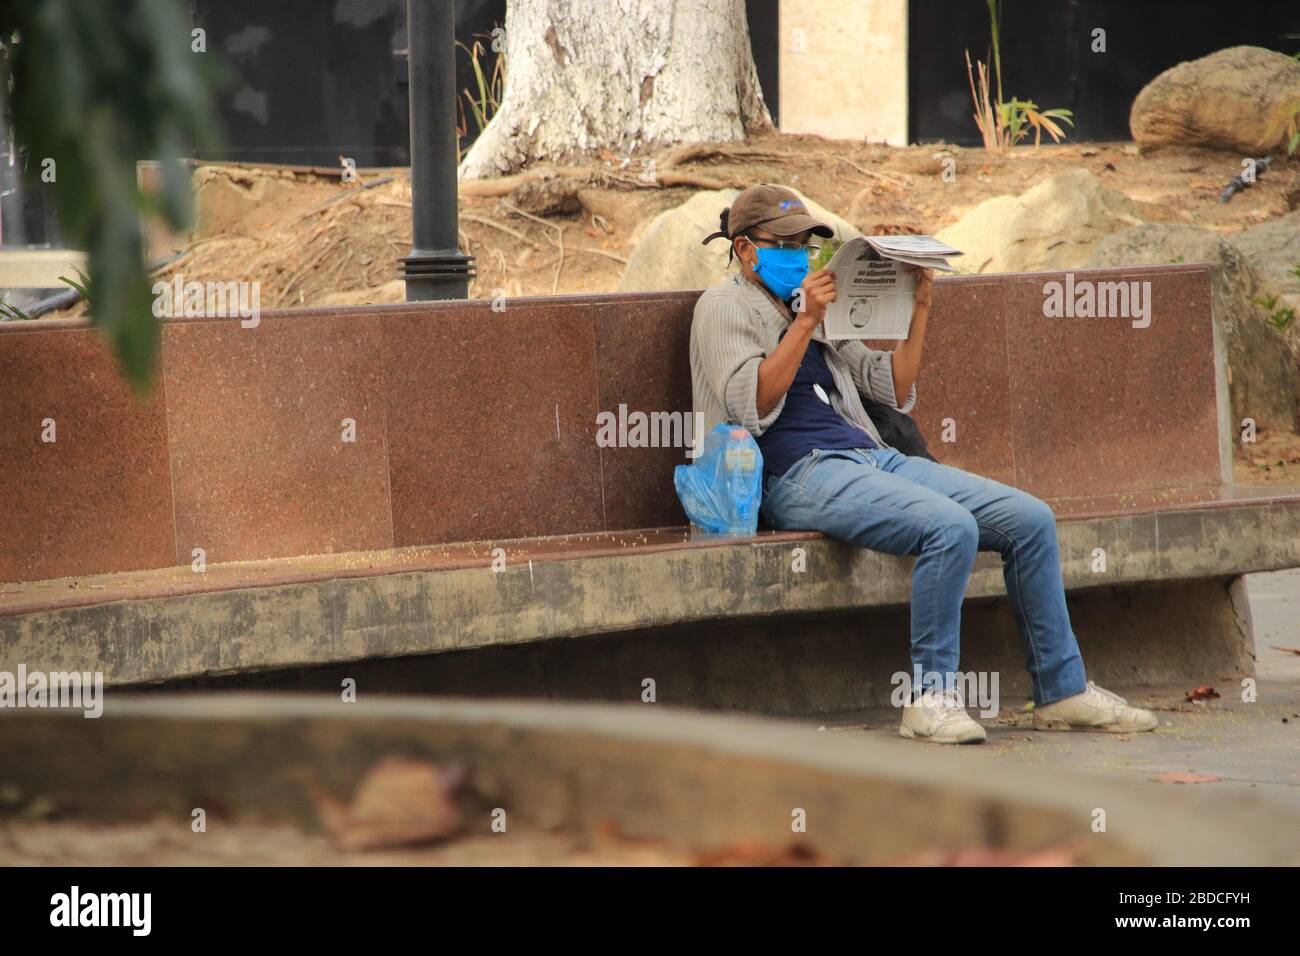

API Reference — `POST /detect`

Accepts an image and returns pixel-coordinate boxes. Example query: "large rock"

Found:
[1130,46,1300,153]
[935,169,1149,275]
[617,188,860,292]
[1230,211,1300,311]
[1088,224,1299,434]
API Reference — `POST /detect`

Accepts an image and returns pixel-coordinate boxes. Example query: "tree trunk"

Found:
[458,0,772,179]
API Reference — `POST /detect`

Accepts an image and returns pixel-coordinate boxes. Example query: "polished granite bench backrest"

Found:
[0,263,1226,582]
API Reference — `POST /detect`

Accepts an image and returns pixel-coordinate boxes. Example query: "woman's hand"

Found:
[911,266,934,313]
[891,267,933,407]
[793,267,837,329]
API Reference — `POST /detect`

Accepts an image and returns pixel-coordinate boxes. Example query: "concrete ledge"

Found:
[3,496,1297,688]
[0,248,86,289]
[2,694,1297,865]
[175,577,1257,714]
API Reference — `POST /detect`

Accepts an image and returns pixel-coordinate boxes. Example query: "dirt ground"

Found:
[0,818,1080,867]
[83,131,1300,313]
[0,820,700,866]
[49,132,1300,478]
[1234,427,1300,485]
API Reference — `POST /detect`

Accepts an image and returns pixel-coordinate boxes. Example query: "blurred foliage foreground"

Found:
[2,0,221,392]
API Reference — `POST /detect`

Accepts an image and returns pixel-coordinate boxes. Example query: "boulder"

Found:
[935,169,1149,275]
[1088,224,1299,434]
[1229,211,1300,311]
[617,188,860,293]
[1130,46,1300,153]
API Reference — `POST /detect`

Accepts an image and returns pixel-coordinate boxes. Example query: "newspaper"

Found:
[821,235,961,340]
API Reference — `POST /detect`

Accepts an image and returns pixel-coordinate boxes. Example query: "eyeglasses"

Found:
[744,236,825,259]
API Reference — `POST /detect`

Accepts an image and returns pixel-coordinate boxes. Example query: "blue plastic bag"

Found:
[673,424,763,535]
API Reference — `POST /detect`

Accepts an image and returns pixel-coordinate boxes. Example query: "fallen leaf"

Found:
[1152,772,1219,784]
[316,757,466,852]
[1186,685,1220,702]
[894,845,1078,867]
[692,841,823,867]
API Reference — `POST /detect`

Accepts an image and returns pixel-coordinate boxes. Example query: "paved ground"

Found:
[1247,567,1300,682]
[813,569,1300,813]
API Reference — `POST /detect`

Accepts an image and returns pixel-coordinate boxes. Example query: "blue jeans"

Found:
[761,447,1087,705]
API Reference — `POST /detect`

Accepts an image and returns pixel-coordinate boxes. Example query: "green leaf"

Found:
[1,0,223,391]
[0,301,35,321]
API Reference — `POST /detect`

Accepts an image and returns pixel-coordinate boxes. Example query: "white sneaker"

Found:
[1033,681,1158,733]
[899,688,987,744]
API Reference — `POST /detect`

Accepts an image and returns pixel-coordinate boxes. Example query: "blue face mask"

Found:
[752,246,809,301]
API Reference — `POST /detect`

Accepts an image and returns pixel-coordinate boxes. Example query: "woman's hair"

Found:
[723,211,753,266]
[703,204,761,266]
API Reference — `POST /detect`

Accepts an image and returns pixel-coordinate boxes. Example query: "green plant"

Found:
[1254,294,1296,332]
[0,300,34,320]
[1000,98,1074,149]
[456,28,505,158]
[1284,100,1300,156]
[809,238,842,272]
[1,0,222,392]
[58,264,94,302]
[964,0,1073,151]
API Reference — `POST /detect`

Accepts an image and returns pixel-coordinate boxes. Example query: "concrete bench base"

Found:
[166,576,1255,714]
[4,497,1292,710]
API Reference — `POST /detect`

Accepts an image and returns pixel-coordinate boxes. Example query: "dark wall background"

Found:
[909,0,1300,145]
[192,0,779,166]
[5,0,779,247]
[193,0,408,167]
[748,0,780,126]
[189,0,505,167]
[179,0,1300,161]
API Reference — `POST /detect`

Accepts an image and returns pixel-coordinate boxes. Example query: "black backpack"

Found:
[862,398,937,462]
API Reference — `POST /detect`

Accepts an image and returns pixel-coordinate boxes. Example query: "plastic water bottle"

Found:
[673,424,763,535]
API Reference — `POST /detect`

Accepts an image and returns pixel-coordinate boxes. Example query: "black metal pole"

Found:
[402,0,475,300]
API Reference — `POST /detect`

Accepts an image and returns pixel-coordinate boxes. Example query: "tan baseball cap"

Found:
[702,184,834,245]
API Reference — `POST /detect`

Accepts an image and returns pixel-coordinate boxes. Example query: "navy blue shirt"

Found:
[756,337,878,479]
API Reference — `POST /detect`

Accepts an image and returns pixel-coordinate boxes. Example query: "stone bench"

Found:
[1,263,1296,710]
[1,491,1296,712]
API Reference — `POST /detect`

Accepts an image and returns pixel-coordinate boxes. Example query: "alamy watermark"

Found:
[1042,273,1151,328]
[595,404,706,459]
[891,667,1000,718]
[152,274,261,328]
[50,886,150,936]
[0,666,103,718]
